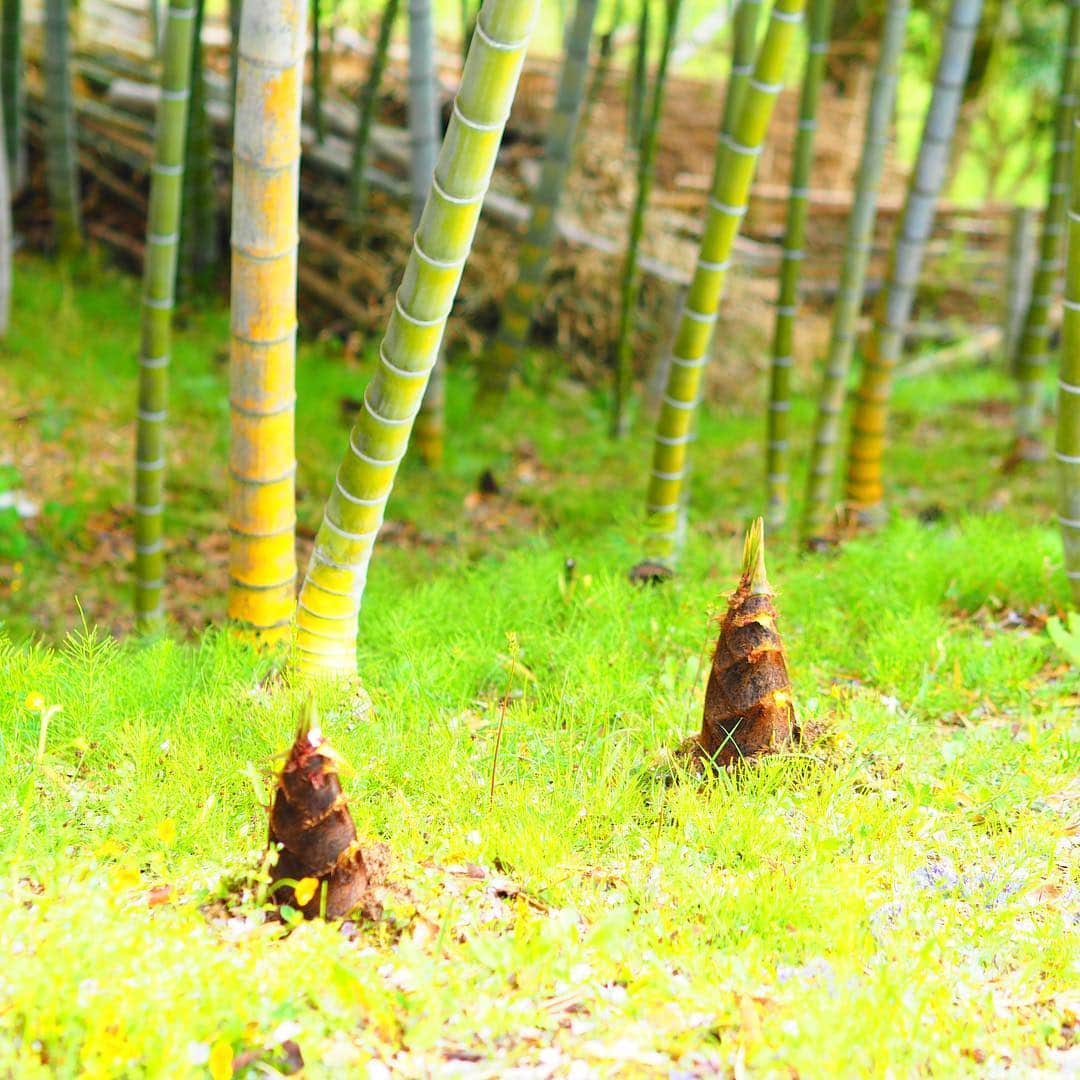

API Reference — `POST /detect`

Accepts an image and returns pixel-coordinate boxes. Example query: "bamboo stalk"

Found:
[640,0,805,568]
[44,0,82,253]
[764,0,833,530]
[2,0,26,191]
[1056,107,1080,602]
[179,0,218,295]
[477,0,599,402]
[228,0,309,642]
[0,94,11,336]
[1003,204,1037,370]
[408,0,445,467]
[347,0,399,223]
[580,0,622,135]
[133,0,196,627]
[294,0,539,678]
[627,0,649,150]
[312,0,326,142]
[612,0,681,439]
[1012,0,1080,459]
[843,0,984,522]
[721,0,763,139]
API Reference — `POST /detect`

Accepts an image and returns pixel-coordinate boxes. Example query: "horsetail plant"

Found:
[764,0,833,530]
[408,0,447,467]
[134,0,196,627]
[1057,106,1080,603]
[1013,0,1080,460]
[2,0,26,192]
[43,0,81,253]
[639,0,805,569]
[612,0,681,439]
[228,0,309,642]
[844,0,983,523]
[801,0,908,544]
[479,0,599,403]
[348,0,400,224]
[293,0,539,678]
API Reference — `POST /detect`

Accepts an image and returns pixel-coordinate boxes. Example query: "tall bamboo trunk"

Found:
[627,0,649,151]
[0,95,11,336]
[408,0,445,467]
[477,0,598,403]
[843,0,982,522]
[640,0,805,569]
[293,0,539,678]
[1012,0,1080,459]
[721,0,763,137]
[1056,106,1080,602]
[43,0,81,254]
[2,0,26,192]
[347,0,399,224]
[227,0,308,642]
[179,0,218,296]
[1003,204,1037,370]
[133,0,196,627]
[312,0,326,142]
[611,0,681,439]
[228,0,241,127]
[800,0,908,544]
[764,0,832,530]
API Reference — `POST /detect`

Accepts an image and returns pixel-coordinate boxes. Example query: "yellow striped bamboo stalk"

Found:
[764,0,832,530]
[227,0,309,643]
[844,0,983,522]
[800,0,908,544]
[294,0,538,677]
[641,0,805,568]
[1057,106,1080,601]
[1013,0,1080,459]
[134,0,196,627]
[721,0,762,138]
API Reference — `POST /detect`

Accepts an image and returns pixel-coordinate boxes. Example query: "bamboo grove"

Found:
[1,0,1079,681]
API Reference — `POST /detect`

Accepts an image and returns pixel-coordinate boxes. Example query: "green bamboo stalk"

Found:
[1003,204,1037,371]
[312,0,326,142]
[1056,107,1080,601]
[179,0,218,295]
[800,0,908,544]
[228,0,241,129]
[763,0,832,530]
[134,0,196,627]
[641,0,805,566]
[581,0,623,135]
[1013,0,1080,459]
[721,0,763,139]
[844,0,983,522]
[611,0,680,439]
[408,0,446,467]
[2,0,26,192]
[477,0,598,402]
[347,0,399,223]
[294,0,539,678]
[627,0,649,150]
[228,0,308,642]
[43,0,81,254]
[0,94,12,337]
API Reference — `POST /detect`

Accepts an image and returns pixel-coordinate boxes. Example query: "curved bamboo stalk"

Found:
[1057,108,1080,601]
[1013,0,1080,459]
[347,0,399,224]
[721,0,763,138]
[612,0,681,439]
[641,0,805,567]
[764,0,833,530]
[43,0,81,254]
[0,95,11,337]
[228,0,309,642]
[477,0,598,403]
[843,0,983,522]
[134,0,196,627]
[2,0,26,192]
[408,0,445,467]
[294,0,539,678]
[180,0,218,296]
[800,0,908,544]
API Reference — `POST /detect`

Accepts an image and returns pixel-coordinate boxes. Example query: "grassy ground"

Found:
[0,255,1077,1076]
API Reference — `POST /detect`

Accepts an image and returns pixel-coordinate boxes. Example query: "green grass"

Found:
[0,255,1076,1076]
